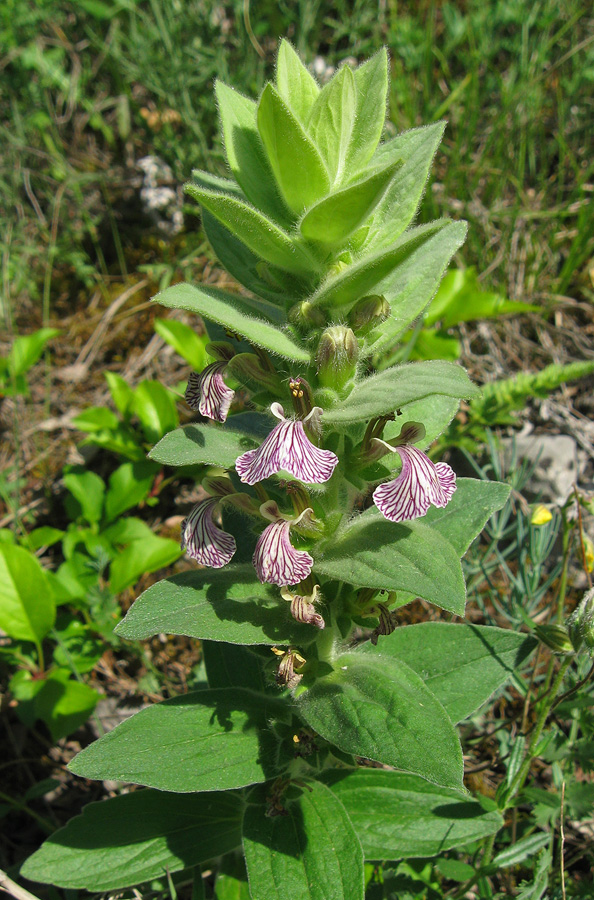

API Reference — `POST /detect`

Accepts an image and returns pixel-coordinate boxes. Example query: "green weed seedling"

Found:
[20,41,594,900]
[0,327,60,398]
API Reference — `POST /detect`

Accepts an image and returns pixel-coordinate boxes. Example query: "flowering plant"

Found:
[24,43,540,897]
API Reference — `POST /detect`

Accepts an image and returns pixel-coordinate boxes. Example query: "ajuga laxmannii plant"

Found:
[24,42,535,898]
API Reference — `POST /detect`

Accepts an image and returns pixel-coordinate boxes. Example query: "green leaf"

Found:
[32,669,99,742]
[215,80,291,225]
[202,641,270,693]
[105,370,134,415]
[322,770,503,859]
[0,544,55,643]
[276,40,320,124]
[69,687,285,792]
[368,122,446,248]
[154,318,208,370]
[323,360,477,427]
[257,83,330,214]
[309,220,447,310]
[345,49,389,173]
[421,477,511,556]
[362,623,537,723]
[299,162,401,246]
[185,185,317,277]
[63,469,105,525]
[104,518,182,594]
[492,832,551,868]
[314,513,466,614]
[70,407,119,436]
[307,64,356,184]
[24,526,65,551]
[424,267,539,328]
[21,789,243,890]
[154,283,309,363]
[202,212,296,306]
[382,395,460,448]
[190,168,244,199]
[243,780,364,900]
[103,460,159,524]
[9,327,61,377]
[53,618,104,673]
[215,873,251,900]
[132,380,179,444]
[298,653,463,788]
[115,565,317,646]
[149,419,263,468]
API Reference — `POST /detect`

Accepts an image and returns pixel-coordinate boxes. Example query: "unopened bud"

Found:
[226,353,281,393]
[583,535,594,573]
[202,476,235,498]
[348,295,390,334]
[281,585,325,630]
[272,647,306,690]
[316,326,358,392]
[205,341,235,362]
[567,589,594,655]
[534,624,574,655]
[288,301,325,330]
[370,603,399,646]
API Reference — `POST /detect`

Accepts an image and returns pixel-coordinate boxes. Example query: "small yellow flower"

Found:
[583,535,594,573]
[531,505,553,526]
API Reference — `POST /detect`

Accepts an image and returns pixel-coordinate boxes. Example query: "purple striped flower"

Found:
[185,362,234,423]
[235,403,338,486]
[181,498,236,568]
[253,503,314,586]
[372,443,456,524]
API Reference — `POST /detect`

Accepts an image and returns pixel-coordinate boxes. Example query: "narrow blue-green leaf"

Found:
[309,220,445,310]
[115,565,317,646]
[323,360,477,426]
[313,514,466,615]
[345,49,388,173]
[322,770,502,859]
[154,283,309,362]
[184,185,316,276]
[215,81,291,225]
[258,83,330,214]
[21,789,243,890]
[276,40,319,124]
[368,122,446,247]
[243,781,364,900]
[362,623,537,723]
[298,653,463,788]
[421,477,511,556]
[299,161,401,246]
[69,687,285,792]
[307,64,356,183]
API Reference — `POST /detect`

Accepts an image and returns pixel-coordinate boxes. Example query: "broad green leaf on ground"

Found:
[258,84,330,214]
[10,668,98,742]
[298,653,463,788]
[103,518,182,594]
[202,212,297,307]
[21,789,243,890]
[313,513,465,615]
[345,49,389,173]
[69,687,286,792]
[154,283,309,362]
[421,477,511,555]
[115,565,316,646]
[8,327,61,377]
[243,780,364,900]
[368,122,446,247]
[424,267,539,328]
[0,544,55,643]
[309,221,446,311]
[299,162,401,246]
[307,64,356,184]
[105,371,134,416]
[184,185,316,276]
[322,360,477,426]
[154,317,209,370]
[276,39,319,125]
[367,221,468,356]
[131,380,179,444]
[362,623,537,723]
[215,81,291,225]
[103,460,159,523]
[63,469,105,525]
[322,770,502,859]
[215,873,251,900]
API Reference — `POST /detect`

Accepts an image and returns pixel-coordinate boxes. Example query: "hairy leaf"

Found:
[276,40,319,125]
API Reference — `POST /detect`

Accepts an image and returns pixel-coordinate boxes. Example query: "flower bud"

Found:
[272,647,306,690]
[534,624,574,655]
[226,353,282,393]
[205,341,235,362]
[316,326,358,392]
[288,301,325,330]
[584,535,594,573]
[348,295,391,334]
[567,588,594,655]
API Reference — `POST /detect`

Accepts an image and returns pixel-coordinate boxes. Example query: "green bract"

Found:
[25,41,527,899]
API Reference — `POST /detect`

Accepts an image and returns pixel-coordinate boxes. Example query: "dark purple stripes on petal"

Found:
[253,520,314,586]
[372,445,457,523]
[185,363,234,423]
[181,499,236,568]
